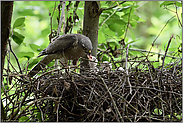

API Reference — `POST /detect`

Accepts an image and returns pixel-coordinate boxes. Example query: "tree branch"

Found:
[101,1,126,11]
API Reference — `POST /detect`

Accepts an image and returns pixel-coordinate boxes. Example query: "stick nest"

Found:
[3,48,182,122]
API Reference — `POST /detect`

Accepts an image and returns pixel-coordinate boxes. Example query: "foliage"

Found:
[2,1,182,122]
[8,1,182,70]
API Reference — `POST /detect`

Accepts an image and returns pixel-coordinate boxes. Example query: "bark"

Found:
[1,1,14,121]
[81,1,102,68]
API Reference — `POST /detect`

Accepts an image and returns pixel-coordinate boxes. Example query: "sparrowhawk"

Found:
[28,34,93,77]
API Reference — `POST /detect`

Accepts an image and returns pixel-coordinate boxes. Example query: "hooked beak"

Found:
[87,54,92,60]
[87,50,92,60]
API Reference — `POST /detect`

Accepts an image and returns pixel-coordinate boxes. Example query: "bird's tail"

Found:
[28,55,54,77]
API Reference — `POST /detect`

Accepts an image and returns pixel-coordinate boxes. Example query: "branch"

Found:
[49,1,57,42]
[9,88,31,121]
[96,74,124,122]
[57,1,66,36]
[99,8,117,29]
[160,34,174,80]
[123,6,133,41]
[147,15,176,58]
[126,44,132,94]
[101,1,126,11]
[8,39,22,74]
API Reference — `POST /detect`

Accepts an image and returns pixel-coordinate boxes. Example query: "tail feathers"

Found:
[28,55,54,77]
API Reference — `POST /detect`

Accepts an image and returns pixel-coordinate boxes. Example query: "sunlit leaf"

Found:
[154,108,162,115]
[160,1,182,7]
[17,52,34,59]
[29,44,42,52]
[108,23,123,36]
[129,28,136,41]
[13,17,25,29]
[98,30,106,44]
[19,116,29,122]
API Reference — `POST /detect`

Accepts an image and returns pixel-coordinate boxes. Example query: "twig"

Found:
[129,48,181,59]
[10,88,31,121]
[123,4,133,41]
[126,44,132,94]
[127,86,182,96]
[49,1,57,42]
[14,96,61,121]
[57,88,64,122]
[160,34,174,81]
[33,66,78,83]
[101,1,126,11]
[57,1,65,36]
[147,15,176,58]
[114,93,139,113]
[163,2,182,27]
[8,39,22,74]
[34,95,44,121]
[96,74,124,122]
[175,2,182,27]
[99,8,117,29]
[72,1,80,32]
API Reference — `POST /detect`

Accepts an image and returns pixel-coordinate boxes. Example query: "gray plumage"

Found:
[28,34,92,77]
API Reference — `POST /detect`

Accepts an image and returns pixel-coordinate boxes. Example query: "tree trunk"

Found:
[81,1,101,68]
[1,1,14,121]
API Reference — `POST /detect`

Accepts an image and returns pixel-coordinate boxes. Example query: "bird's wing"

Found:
[38,34,78,57]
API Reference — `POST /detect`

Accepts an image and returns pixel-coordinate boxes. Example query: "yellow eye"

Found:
[88,50,91,53]
[83,47,87,50]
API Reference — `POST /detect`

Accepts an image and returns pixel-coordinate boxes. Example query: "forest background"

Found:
[8,1,182,68]
[1,1,182,122]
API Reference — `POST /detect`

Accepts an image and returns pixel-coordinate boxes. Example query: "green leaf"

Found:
[129,28,136,41]
[37,112,42,121]
[105,14,126,25]
[138,17,146,22]
[108,23,124,36]
[107,41,120,47]
[17,52,34,59]
[15,23,26,31]
[13,17,25,29]
[131,14,139,21]
[98,30,106,44]
[175,114,181,119]
[102,54,109,61]
[175,1,182,7]
[18,9,35,16]
[126,40,138,46]
[40,29,50,38]
[19,116,29,122]
[160,1,182,7]
[12,31,25,45]
[154,108,162,115]
[130,21,137,27]
[29,44,42,52]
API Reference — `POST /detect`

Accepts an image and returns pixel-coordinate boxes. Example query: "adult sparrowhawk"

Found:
[28,34,93,77]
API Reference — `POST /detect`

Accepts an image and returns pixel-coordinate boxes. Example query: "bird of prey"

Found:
[28,34,93,77]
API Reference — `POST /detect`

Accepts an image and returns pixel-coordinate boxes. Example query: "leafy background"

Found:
[2,1,182,121]
[9,1,182,70]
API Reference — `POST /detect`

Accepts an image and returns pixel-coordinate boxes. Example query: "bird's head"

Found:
[83,47,92,60]
[78,34,93,60]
